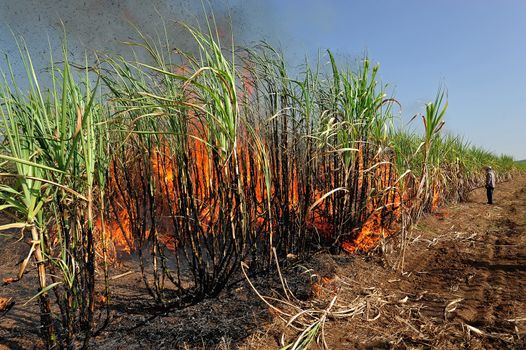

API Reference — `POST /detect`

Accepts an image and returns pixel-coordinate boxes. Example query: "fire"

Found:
[98,139,405,258]
[341,152,400,253]
[96,209,134,254]
[98,132,337,255]
[342,211,391,253]
[94,66,407,259]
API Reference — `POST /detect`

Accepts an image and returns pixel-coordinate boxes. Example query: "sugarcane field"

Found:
[0,1,525,349]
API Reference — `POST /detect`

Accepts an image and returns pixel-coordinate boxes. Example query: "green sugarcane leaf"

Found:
[23,282,62,306]
[0,154,63,173]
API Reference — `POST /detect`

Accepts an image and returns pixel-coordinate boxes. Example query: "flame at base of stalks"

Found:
[341,211,393,253]
[95,210,134,254]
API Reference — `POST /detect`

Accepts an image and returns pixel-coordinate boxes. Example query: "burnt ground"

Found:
[1,174,525,349]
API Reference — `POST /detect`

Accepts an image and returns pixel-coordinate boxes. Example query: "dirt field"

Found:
[318,174,526,349]
[1,174,525,349]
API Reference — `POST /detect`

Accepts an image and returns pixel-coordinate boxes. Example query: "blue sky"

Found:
[256,0,526,159]
[1,0,525,159]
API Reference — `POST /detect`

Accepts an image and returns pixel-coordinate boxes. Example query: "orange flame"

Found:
[341,153,399,253]
[95,68,409,258]
[95,209,134,254]
[342,211,391,253]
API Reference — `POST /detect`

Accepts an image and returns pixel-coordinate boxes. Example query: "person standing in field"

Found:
[485,166,496,204]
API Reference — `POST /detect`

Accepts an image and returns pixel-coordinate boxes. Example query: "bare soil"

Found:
[319,174,526,350]
[1,174,525,349]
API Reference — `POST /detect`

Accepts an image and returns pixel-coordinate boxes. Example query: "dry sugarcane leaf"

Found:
[464,323,485,336]
[444,298,463,319]
[398,296,409,303]
[73,105,83,139]
[0,222,28,231]
[18,243,36,280]
[308,187,348,212]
